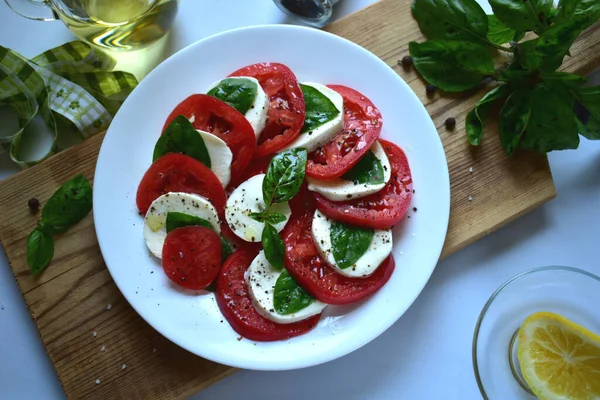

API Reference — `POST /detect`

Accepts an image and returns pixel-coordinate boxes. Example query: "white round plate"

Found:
[94,25,450,371]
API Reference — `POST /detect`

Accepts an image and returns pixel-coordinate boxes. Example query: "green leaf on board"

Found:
[488,0,553,33]
[466,84,512,145]
[411,0,489,45]
[26,227,54,275]
[487,14,517,45]
[409,40,495,92]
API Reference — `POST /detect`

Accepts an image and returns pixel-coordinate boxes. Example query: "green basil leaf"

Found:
[576,86,600,119]
[207,78,258,115]
[249,211,287,224]
[499,89,533,156]
[518,83,580,152]
[510,39,541,70]
[466,85,511,145]
[330,221,374,269]
[488,0,553,33]
[576,110,600,140]
[498,69,532,83]
[153,115,211,166]
[411,0,489,45]
[249,211,266,222]
[26,227,54,275]
[39,221,69,235]
[41,174,93,231]
[300,84,340,133]
[263,148,307,205]
[555,0,600,30]
[575,86,600,140]
[273,269,315,315]
[487,14,517,45]
[342,150,385,184]
[165,212,213,233]
[542,72,586,89]
[264,212,287,225]
[262,223,285,271]
[409,40,495,92]
[534,19,589,71]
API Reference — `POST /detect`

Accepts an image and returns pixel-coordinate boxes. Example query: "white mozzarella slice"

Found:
[245,250,326,324]
[283,82,344,153]
[207,76,269,139]
[196,129,232,187]
[143,192,220,259]
[307,141,392,201]
[225,174,291,242]
[311,210,392,278]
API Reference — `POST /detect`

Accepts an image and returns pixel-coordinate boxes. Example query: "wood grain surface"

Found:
[0,0,598,398]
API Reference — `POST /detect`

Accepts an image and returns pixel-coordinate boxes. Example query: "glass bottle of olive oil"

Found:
[53,0,178,50]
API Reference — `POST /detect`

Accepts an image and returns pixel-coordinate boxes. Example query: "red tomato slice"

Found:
[136,153,227,216]
[283,211,395,305]
[162,226,222,290]
[313,140,413,229]
[306,85,383,179]
[215,249,320,341]
[229,63,305,158]
[289,183,316,216]
[162,94,256,186]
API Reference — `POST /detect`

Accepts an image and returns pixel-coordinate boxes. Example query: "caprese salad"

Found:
[135,62,413,342]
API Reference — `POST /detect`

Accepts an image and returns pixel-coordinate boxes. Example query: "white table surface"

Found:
[1,1,599,399]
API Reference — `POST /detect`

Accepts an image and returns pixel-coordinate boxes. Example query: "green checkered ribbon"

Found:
[0,41,138,167]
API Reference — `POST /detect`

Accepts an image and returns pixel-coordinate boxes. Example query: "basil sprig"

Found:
[26,175,93,274]
[153,115,211,166]
[248,211,288,225]
[273,269,315,315]
[252,148,307,270]
[165,212,232,260]
[409,0,600,155]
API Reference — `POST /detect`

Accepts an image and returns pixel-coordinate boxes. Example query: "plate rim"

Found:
[93,23,451,371]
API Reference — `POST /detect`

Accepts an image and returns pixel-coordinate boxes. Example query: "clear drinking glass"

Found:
[272,0,340,28]
[472,266,600,399]
[5,0,179,51]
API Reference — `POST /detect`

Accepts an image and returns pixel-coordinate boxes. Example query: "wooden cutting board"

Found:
[1,0,599,398]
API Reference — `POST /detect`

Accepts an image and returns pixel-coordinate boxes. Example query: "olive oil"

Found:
[55,0,178,50]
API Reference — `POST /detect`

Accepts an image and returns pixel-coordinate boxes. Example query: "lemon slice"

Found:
[517,311,600,400]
